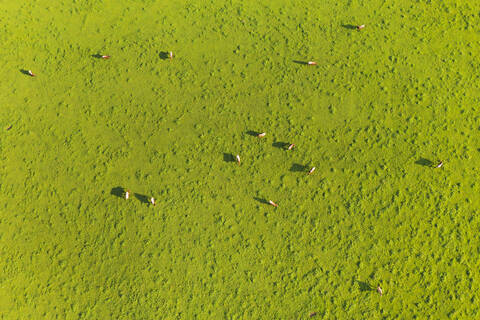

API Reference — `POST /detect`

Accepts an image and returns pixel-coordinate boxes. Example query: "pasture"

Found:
[1,0,480,318]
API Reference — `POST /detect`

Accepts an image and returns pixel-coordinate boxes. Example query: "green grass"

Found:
[2,0,480,318]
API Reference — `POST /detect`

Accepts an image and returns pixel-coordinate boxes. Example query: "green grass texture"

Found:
[1,0,480,318]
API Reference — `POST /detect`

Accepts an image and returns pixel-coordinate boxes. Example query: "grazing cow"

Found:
[268,200,278,207]
[377,286,383,296]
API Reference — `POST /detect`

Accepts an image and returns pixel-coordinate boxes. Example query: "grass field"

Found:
[2,0,480,318]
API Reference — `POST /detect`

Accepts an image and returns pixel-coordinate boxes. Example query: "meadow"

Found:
[1,0,480,318]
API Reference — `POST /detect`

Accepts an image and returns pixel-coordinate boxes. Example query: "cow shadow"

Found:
[223,153,235,162]
[159,51,170,60]
[246,130,260,137]
[290,163,308,172]
[415,158,433,167]
[110,186,124,198]
[272,141,289,149]
[293,60,308,65]
[134,193,150,204]
[355,280,374,292]
[341,24,357,30]
[253,197,269,205]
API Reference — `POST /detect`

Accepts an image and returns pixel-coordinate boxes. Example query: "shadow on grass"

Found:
[341,24,357,30]
[111,187,124,198]
[272,141,289,149]
[159,51,170,60]
[20,69,31,76]
[134,193,150,204]
[356,280,374,292]
[415,158,433,167]
[253,197,269,205]
[293,60,308,65]
[246,130,260,137]
[223,153,235,162]
[290,163,308,172]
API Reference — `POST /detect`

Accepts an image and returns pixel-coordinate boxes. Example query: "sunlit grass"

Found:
[1,0,480,318]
